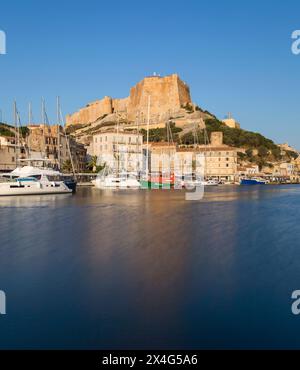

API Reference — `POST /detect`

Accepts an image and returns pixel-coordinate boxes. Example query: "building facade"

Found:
[92,130,143,172]
[176,132,240,181]
[0,135,16,171]
[28,124,86,172]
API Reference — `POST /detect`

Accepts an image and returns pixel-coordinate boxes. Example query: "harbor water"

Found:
[1,185,300,349]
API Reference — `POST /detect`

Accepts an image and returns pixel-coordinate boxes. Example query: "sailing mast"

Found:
[145,95,151,176]
[41,98,46,159]
[58,98,76,179]
[13,101,18,168]
[27,102,32,160]
[56,96,61,170]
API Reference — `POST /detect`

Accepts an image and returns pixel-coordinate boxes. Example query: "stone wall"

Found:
[66,74,192,126]
[66,96,113,126]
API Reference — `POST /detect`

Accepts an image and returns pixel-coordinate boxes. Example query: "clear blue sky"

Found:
[1,0,300,148]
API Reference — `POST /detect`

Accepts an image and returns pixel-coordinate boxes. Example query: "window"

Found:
[105,136,107,142]
[95,137,97,143]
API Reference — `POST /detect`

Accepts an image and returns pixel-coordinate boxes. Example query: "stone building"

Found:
[0,135,16,171]
[92,130,143,172]
[176,132,240,182]
[146,142,177,173]
[28,124,86,172]
[66,74,192,126]
[222,114,240,129]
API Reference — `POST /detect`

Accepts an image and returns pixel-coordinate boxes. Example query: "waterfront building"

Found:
[28,124,86,172]
[146,142,177,173]
[0,135,16,171]
[92,130,143,172]
[177,132,240,182]
[237,164,260,177]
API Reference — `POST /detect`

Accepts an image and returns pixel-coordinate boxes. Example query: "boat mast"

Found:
[56,96,61,170]
[41,98,46,159]
[58,100,76,179]
[28,102,32,160]
[116,112,119,175]
[146,95,151,176]
[13,101,18,168]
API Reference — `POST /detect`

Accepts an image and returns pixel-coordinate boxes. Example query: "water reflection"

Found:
[1,185,300,349]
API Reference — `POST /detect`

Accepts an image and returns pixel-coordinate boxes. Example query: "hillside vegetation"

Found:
[141,118,298,169]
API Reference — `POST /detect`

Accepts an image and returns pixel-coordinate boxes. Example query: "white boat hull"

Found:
[0,181,72,196]
[94,178,141,189]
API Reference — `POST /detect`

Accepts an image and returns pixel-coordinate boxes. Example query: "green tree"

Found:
[88,155,98,172]
[62,159,73,173]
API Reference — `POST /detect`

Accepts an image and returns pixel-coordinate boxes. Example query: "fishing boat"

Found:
[240,177,267,185]
[140,172,175,189]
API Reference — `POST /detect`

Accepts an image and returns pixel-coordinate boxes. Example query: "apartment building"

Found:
[92,130,143,172]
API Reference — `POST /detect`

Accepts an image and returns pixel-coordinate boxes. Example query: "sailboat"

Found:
[140,96,175,189]
[94,112,141,189]
[0,100,74,196]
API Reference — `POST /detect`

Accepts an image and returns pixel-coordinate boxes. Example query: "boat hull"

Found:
[0,181,72,196]
[140,180,174,189]
[240,179,266,185]
[94,178,141,189]
[64,179,77,193]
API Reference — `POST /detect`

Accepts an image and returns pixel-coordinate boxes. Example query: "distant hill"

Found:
[0,123,29,138]
[0,122,15,137]
[138,117,298,168]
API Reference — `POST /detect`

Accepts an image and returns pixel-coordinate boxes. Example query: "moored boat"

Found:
[140,173,175,189]
[0,174,72,196]
[1,165,77,193]
[240,177,267,185]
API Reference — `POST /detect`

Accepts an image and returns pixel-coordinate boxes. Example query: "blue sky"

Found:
[1,0,300,148]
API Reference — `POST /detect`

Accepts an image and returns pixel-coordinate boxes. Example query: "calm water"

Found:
[1,185,300,349]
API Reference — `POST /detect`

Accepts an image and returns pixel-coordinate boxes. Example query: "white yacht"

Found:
[94,170,141,189]
[0,166,73,196]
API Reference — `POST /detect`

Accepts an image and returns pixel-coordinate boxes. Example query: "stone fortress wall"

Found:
[66,74,192,126]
